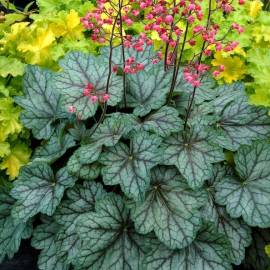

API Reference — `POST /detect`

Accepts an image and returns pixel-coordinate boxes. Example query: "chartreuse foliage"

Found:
[1,45,270,270]
[0,0,96,180]
[206,0,270,111]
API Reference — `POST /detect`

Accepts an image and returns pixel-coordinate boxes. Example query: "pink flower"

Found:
[164,15,174,24]
[188,3,196,11]
[90,95,98,103]
[102,94,110,102]
[112,65,118,73]
[68,105,76,113]
[132,10,140,16]
[213,70,220,77]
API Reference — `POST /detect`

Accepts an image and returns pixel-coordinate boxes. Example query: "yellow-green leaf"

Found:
[0,143,31,180]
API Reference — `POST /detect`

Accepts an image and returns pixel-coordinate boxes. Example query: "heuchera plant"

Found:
[1,0,270,269]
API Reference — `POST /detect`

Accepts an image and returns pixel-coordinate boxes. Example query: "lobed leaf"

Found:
[215,141,270,227]
[15,66,67,139]
[162,127,224,189]
[76,193,150,270]
[53,52,123,119]
[132,166,205,249]
[11,163,76,221]
[100,132,162,200]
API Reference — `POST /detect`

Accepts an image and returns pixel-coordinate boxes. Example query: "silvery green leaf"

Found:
[54,182,105,264]
[53,51,123,119]
[31,216,69,270]
[210,96,270,151]
[126,62,172,116]
[143,222,232,270]
[139,106,183,137]
[100,132,161,200]
[11,163,76,221]
[215,141,270,227]
[67,154,100,180]
[162,128,224,189]
[0,186,32,262]
[132,166,205,249]
[33,127,75,163]
[76,193,150,270]
[202,165,252,265]
[91,113,135,146]
[15,66,67,139]
[74,143,102,165]
[175,72,216,104]
[101,43,156,71]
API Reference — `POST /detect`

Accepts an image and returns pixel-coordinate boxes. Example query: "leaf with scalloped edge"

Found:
[15,66,67,140]
[132,166,205,249]
[76,193,151,270]
[67,154,101,180]
[143,222,232,270]
[54,182,105,264]
[210,91,270,151]
[126,62,173,116]
[215,141,270,227]
[32,182,105,269]
[74,143,102,165]
[138,106,183,137]
[11,163,76,221]
[201,165,252,265]
[0,186,32,262]
[91,113,135,147]
[162,127,224,189]
[100,132,161,200]
[33,126,75,163]
[53,51,123,119]
[31,216,69,270]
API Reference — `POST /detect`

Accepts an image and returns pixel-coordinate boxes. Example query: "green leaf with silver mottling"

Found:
[0,186,32,262]
[74,143,102,165]
[143,222,232,270]
[54,182,105,264]
[67,154,100,181]
[101,44,156,71]
[76,193,150,270]
[53,51,123,119]
[162,127,224,189]
[100,132,161,200]
[126,62,173,116]
[175,72,216,104]
[210,94,270,151]
[91,113,135,146]
[33,127,75,163]
[11,163,76,221]
[132,166,205,249]
[15,66,67,139]
[202,165,251,265]
[31,216,69,270]
[215,141,270,227]
[139,106,183,137]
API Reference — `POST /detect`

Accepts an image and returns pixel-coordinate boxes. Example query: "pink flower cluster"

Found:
[184,63,210,87]
[74,0,246,113]
[83,83,110,103]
